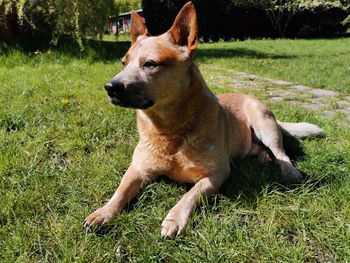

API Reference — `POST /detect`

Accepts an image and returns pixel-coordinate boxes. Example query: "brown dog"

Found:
[83,2,322,237]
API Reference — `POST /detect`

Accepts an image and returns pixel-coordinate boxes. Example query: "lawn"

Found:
[1,38,349,262]
[198,38,350,93]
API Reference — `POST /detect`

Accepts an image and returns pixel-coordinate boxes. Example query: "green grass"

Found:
[1,39,350,262]
[198,38,350,93]
[103,33,131,42]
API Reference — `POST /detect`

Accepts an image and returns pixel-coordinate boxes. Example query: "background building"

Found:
[108,9,143,34]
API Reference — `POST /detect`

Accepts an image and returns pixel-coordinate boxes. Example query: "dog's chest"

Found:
[168,167,206,184]
[144,142,218,184]
[141,150,211,184]
[136,118,225,183]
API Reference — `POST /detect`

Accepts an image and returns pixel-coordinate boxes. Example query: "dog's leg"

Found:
[83,165,154,231]
[250,109,303,183]
[161,176,224,237]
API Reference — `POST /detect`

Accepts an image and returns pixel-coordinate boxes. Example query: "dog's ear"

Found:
[168,2,198,55]
[131,11,147,44]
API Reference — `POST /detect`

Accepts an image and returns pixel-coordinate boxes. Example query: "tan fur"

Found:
[83,2,322,237]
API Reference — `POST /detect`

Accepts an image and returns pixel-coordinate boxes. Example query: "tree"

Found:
[114,0,141,14]
[0,0,115,48]
[245,0,348,37]
[141,0,348,40]
[141,0,229,38]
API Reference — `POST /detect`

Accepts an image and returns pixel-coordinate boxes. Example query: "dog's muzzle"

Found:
[104,81,154,109]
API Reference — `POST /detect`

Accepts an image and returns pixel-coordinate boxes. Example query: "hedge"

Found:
[141,0,349,40]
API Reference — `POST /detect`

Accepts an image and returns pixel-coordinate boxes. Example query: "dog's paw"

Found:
[282,164,303,184]
[161,218,184,238]
[161,209,188,238]
[83,207,113,232]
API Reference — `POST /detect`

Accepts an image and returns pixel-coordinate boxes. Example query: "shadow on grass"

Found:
[1,38,131,62]
[221,134,307,201]
[79,41,296,63]
[82,39,131,61]
[196,47,296,62]
[2,38,298,63]
[220,134,328,205]
[61,41,295,62]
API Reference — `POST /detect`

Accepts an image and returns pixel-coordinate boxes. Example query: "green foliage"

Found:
[114,0,141,14]
[141,0,349,40]
[341,2,350,27]
[233,0,348,12]
[245,0,348,36]
[0,0,115,48]
[343,14,350,26]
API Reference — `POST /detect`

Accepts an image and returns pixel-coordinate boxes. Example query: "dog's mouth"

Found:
[108,92,154,110]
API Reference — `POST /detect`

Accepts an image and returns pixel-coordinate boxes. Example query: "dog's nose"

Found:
[104,82,114,92]
[104,81,125,94]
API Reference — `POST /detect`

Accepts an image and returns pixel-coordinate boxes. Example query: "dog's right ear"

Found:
[131,11,147,44]
[168,2,198,56]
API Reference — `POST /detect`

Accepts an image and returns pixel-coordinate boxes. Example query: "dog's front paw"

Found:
[161,218,184,238]
[161,210,188,238]
[83,207,113,231]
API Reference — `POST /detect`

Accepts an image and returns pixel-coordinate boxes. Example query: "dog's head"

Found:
[105,2,198,110]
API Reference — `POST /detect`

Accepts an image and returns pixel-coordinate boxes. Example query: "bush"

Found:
[141,0,349,41]
[0,0,115,48]
[298,7,349,37]
[114,0,141,14]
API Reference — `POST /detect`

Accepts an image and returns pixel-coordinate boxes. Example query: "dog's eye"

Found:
[121,60,126,66]
[143,60,159,68]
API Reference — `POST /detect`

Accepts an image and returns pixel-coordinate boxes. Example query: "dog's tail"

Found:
[277,120,323,138]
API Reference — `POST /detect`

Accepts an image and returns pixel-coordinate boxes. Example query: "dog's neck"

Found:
[136,63,218,138]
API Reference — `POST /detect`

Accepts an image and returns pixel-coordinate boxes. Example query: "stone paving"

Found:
[200,64,350,125]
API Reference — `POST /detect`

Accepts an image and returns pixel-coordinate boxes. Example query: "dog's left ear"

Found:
[168,2,198,55]
[131,11,147,44]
